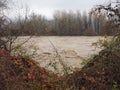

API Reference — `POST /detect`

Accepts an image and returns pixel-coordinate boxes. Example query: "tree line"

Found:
[1,1,119,36]
[9,10,114,36]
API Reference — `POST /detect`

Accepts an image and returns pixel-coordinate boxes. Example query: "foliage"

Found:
[8,10,108,36]
[100,21,117,35]
[0,52,59,90]
[81,54,97,66]
[92,34,120,52]
[0,34,120,90]
[65,35,120,90]
[112,81,119,90]
[1,0,119,37]
[0,0,120,90]
[11,42,38,59]
[0,0,19,53]
[91,0,120,35]
[48,39,72,74]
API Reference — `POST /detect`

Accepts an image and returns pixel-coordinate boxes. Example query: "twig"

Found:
[11,36,32,51]
[48,38,69,74]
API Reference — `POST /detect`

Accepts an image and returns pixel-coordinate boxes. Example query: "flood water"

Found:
[15,36,103,72]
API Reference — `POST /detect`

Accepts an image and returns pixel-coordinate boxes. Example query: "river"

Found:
[14,36,103,72]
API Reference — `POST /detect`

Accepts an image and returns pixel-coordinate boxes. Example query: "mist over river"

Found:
[14,36,103,72]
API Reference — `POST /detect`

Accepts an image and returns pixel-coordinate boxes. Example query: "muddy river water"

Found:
[15,36,103,72]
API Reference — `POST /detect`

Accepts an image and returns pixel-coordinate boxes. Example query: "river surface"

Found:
[14,36,103,72]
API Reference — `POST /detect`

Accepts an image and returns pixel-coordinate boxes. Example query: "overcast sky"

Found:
[11,0,111,19]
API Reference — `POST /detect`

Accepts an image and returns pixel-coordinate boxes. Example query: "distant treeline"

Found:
[9,10,117,36]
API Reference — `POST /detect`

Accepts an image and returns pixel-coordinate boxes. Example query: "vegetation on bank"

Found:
[0,0,120,90]
[65,34,120,90]
[0,52,59,90]
[6,10,118,36]
[0,33,120,90]
[0,1,119,36]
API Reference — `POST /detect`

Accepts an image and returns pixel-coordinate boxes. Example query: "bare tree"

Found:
[0,0,20,53]
[0,0,9,50]
[91,0,120,35]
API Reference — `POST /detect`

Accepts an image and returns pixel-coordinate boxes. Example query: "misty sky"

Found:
[11,0,111,19]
